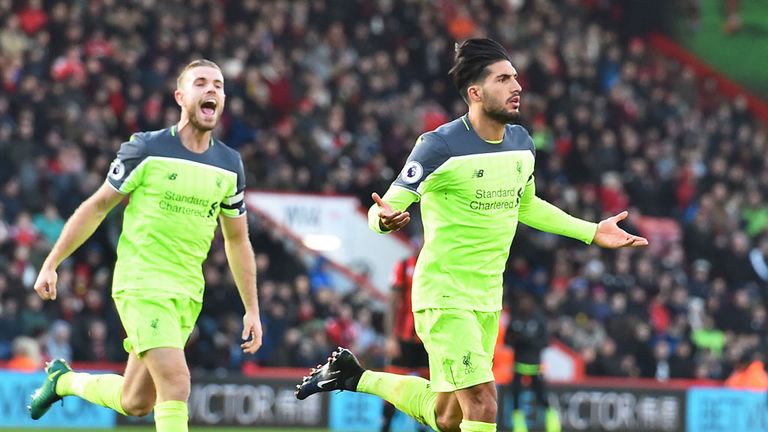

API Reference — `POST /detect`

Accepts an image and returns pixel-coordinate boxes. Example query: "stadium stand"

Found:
[1,0,767,383]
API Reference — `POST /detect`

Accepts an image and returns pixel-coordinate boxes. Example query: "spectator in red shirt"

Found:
[326,303,357,349]
[17,0,48,35]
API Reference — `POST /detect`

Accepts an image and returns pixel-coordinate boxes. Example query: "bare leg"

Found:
[120,351,157,416]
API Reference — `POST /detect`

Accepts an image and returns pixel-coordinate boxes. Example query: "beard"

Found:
[187,107,217,131]
[483,99,521,124]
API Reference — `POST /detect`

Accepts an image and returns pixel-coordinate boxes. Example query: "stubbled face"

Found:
[475,60,522,124]
[176,66,225,131]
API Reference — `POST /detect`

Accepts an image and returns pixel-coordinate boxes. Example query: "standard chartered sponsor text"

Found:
[470,200,518,210]
[470,187,523,211]
[159,191,211,217]
[475,188,518,199]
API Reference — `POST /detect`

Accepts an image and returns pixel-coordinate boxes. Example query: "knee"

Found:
[159,370,191,401]
[436,410,463,432]
[478,397,499,419]
[436,417,461,432]
[122,395,155,417]
[461,393,498,422]
[169,369,191,391]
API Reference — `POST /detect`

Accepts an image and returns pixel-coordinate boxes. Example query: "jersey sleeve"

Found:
[521,125,536,158]
[107,133,149,194]
[368,133,450,234]
[220,156,246,218]
[518,175,598,244]
[367,186,419,233]
[392,132,451,196]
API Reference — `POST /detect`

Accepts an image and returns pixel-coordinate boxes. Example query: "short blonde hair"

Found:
[176,59,222,89]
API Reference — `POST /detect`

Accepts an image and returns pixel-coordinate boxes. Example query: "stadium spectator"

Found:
[7,335,42,371]
[45,319,72,362]
[32,204,64,246]
[19,291,47,336]
[0,296,20,359]
[725,350,768,390]
[669,340,696,379]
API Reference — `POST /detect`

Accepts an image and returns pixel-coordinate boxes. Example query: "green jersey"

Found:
[369,115,597,312]
[107,126,246,301]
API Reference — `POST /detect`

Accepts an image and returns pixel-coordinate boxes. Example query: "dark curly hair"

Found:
[448,38,511,104]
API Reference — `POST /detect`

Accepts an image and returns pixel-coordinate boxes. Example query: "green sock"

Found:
[513,410,528,432]
[545,407,561,432]
[460,419,496,431]
[356,371,439,431]
[154,400,188,432]
[56,372,127,416]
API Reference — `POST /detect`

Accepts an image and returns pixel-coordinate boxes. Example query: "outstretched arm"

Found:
[220,214,262,354]
[518,177,647,248]
[518,176,598,244]
[34,181,125,300]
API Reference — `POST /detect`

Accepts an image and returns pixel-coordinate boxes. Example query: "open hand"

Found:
[372,192,410,232]
[593,211,649,248]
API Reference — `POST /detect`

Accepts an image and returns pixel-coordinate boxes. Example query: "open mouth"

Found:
[201,99,217,117]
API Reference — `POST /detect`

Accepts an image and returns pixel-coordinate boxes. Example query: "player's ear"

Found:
[174,88,184,107]
[468,85,482,103]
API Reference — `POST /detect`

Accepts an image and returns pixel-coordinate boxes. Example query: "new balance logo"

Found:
[168,173,177,180]
[472,169,484,178]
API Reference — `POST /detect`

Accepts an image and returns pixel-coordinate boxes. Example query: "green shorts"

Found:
[414,308,500,392]
[113,293,202,356]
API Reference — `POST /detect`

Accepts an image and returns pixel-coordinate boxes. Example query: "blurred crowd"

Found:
[1,0,767,382]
